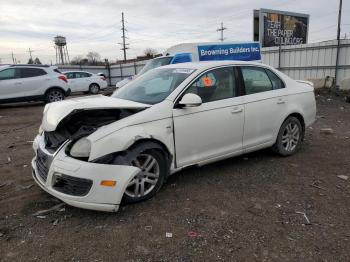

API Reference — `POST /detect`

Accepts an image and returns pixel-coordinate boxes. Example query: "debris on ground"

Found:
[165,232,173,238]
[19,184,34,190]
[320,128,335,135]
[337,175,349,181]
[188,231,198,239]
[7,157,11,163]
[32,203,65,217]
[296,211,311,225]
[52,219,59,226]
[144,226,152,231]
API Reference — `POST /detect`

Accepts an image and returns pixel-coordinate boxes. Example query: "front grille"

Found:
[53,174,92,197]
[36,148,51,182]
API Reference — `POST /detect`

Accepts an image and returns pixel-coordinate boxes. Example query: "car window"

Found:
[54,68,61,74]
[0,68,17,80]
[113,68,194,105]
[241,67,273,95]
[75,72,89,78]
[19,68,47,78]
[265,69,285,89]
[183,67,236,103]
[65,73,75,79]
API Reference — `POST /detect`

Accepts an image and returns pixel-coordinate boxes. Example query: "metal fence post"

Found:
[119,62,123,81]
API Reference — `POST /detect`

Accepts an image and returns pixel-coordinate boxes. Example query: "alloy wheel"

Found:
[90,84,99,94]
[281,122,300,152]
[48,90,63,102]
[125,154,160,198]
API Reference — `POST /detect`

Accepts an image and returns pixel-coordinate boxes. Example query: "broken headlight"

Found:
[70,138,91,158]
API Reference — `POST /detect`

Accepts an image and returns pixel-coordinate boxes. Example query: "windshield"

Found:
[137,57,173,76]
[113,68,195,105]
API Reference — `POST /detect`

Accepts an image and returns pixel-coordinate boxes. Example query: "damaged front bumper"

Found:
[31,134,140,212]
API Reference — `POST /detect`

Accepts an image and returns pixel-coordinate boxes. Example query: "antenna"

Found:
[217,22,227,42]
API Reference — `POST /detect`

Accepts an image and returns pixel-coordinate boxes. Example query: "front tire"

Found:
[273,116,303,156]
[122,149,166,204]
[45,88,65,103]
[89,83,100,94]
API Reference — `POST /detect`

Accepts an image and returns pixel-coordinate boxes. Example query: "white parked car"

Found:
[32,61,316,212]
[63,71,108,94]
[0,65,70,104]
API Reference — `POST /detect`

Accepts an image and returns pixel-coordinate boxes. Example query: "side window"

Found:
[19,68,47,78]
[241,67,273,95]
[0,68,17,80]
[84,73,92,77]
[65,73,75,79]
[75,72,88,78]
[265,69,285,90]
[183,67,236,103]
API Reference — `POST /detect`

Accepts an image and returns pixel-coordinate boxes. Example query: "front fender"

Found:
[88,117,175,162]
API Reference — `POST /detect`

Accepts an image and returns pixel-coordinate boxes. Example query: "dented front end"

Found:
[31,95,155,212]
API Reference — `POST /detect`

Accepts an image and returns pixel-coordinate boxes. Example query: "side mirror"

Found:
[179,93,202,107]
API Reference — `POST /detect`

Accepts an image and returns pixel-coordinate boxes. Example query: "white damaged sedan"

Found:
[32,61,316,212]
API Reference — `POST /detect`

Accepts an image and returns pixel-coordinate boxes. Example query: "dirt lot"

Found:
[0,92,349,262]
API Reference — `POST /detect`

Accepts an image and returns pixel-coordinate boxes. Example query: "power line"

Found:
[217,22,227,42]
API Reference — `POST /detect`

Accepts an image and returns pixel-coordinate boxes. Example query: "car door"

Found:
[173,66,244,167]
[240,66,288,151]
[17,67,48,97]
[74,72,90,91]
[0,68,20,99]
[65,72,77,91]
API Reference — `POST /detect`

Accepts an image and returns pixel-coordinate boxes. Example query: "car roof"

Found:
[159,60,265,70]
[63,71,91,73]
[9,64,51,68]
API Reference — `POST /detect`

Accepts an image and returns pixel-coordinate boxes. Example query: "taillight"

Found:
[100,76,106,81]
[58,75,68,83]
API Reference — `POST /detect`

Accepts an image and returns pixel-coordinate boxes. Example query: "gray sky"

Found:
[0,0,349,64]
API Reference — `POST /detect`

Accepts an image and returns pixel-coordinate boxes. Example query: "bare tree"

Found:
[27,57,34,64]
[34,57,42,64]
[86,51,101,65]
[71,55,84,65]
[143,48,157,58]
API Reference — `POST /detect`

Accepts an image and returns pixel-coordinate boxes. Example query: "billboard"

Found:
[253,9,309,47]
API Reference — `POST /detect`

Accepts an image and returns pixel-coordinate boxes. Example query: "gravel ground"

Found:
[0,92,349,262]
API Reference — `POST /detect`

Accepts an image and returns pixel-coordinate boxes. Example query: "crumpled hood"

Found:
[41,95,150,131]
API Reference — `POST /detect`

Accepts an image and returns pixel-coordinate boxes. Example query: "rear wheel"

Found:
[45,88,64,103]
[122,149,166,204]
[273,116,303,156]
[89,83,100,94]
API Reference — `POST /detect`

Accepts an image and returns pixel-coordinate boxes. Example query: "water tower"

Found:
[54,35,70,64]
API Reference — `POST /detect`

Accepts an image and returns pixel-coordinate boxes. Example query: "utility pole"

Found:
[119,12,129,62]
[28,48,34,60]
[334,0,342,88]
[217,22,227,42]
[11,52,16,64]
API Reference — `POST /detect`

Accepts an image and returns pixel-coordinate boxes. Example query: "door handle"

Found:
[15,82,22,85]
[277,99,285,104]
[231,107,243,114]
